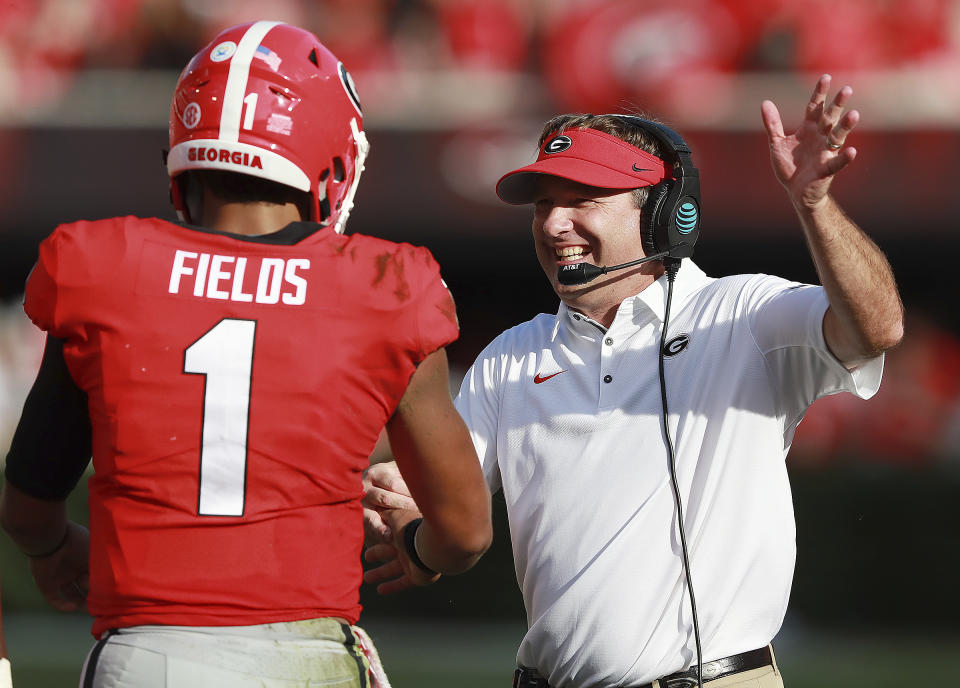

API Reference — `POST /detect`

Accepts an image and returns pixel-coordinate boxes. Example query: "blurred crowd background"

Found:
[1,0,959,685]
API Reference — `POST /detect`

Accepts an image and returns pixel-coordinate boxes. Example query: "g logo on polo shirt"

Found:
[544,135,572,154]
[663,334,690,357]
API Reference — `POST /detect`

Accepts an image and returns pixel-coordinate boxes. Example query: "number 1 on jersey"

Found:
[184,318,256,516]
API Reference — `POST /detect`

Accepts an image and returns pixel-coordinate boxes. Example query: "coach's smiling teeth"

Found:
[557,246,587,260]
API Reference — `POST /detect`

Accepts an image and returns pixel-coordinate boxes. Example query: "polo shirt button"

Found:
[604,337,613,345]
[603,374,612,383]
[573,315,581,321]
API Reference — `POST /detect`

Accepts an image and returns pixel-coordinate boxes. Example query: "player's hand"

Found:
[363,508,442,593]
[363,541,422,595]
[761,74,859,210]
[28,521,90,612]
[382,508,442,588]
[362,460,417,544]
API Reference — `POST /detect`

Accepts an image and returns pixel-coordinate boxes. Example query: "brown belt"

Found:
[513,645,774,688]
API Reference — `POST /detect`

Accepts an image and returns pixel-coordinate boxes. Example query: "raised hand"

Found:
[761,74,859,210]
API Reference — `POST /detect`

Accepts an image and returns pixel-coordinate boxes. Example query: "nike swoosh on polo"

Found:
[534,371,566,384]
[632,164,652,172]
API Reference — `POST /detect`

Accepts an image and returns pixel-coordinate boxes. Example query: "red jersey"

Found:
[24,217,459,636]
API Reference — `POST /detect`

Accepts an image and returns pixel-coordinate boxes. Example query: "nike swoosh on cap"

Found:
[633,164,652,172]
[534,370,566,384]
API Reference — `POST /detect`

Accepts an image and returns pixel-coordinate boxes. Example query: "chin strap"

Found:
[334,118,370,234]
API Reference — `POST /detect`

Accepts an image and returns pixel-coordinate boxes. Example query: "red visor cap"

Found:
[496,127,672,205]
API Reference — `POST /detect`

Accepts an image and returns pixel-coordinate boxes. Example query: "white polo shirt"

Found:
[454,260,883,688]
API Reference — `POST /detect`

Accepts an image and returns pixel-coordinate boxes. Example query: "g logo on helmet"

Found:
[338,62,362,117]
[544,135,572,154]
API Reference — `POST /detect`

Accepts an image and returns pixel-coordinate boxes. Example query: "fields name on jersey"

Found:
[168,250,308,305]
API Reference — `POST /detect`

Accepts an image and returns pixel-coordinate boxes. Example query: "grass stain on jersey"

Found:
[372,252,411,302]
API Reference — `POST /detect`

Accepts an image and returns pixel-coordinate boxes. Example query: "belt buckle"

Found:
[661,672,699,688]
[514,666,547,688]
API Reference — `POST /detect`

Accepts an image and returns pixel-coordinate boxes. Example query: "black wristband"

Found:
[24,526,70,559]
[402,518,437,574]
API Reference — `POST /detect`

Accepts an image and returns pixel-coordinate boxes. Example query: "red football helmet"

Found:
[167,21,369,233]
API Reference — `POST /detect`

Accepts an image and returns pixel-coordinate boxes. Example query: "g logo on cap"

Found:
[544,135,572,154]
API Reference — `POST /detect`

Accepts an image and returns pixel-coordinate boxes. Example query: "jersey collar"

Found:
[176,220,327,245]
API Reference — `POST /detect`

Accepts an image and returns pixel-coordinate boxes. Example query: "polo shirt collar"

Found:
[632,259,709,323]
[557,259,710,332]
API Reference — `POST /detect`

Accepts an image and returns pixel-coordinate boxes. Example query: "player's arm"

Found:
[762,74,904,368]
[382,347,492,579]
[1,335,92,612]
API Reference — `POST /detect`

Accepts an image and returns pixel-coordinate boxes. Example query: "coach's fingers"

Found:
[363,485,417,511]
[362,559,420,595]
[363,506,392,543]
[760,99,784,141]
[824,146,858,176]
[363,461,413,497]
[825,108,859,153]
[363,559,406,586]
[805,73,830,123]
[363,542,398,565]
[363,550,423,594]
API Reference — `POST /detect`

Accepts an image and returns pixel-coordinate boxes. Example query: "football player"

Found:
[0,21,491,688]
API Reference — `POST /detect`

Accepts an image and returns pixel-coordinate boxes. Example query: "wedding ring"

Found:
[826,141,842,151]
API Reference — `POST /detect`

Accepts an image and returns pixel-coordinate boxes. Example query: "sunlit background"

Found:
[1,0,958,686]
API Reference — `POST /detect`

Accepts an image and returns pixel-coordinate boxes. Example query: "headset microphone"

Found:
[557,251,670,286]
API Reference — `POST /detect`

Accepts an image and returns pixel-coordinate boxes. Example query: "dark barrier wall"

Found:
[355,465,960,631]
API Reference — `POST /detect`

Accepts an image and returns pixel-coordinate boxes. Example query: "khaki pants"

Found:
[652,647,783,688]
[693,664,783,688]
[78,618,388,688]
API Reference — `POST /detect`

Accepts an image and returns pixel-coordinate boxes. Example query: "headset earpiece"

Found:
[613,116,701,260]
[642,181,672,256]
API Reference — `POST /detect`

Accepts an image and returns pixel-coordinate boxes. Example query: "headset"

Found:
[614,115,702,260]
[613,115,706,687]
